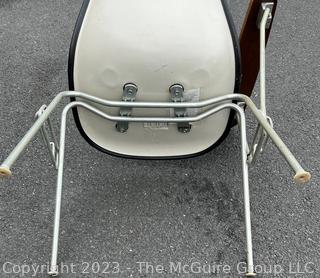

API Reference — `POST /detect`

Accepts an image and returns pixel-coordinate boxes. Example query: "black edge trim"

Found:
[68,0,241,160]
[69,0,90,124]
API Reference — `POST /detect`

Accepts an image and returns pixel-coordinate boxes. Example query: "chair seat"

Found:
[69,0,240,158]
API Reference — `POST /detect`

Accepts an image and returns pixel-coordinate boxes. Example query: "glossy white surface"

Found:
[73,0,236,157]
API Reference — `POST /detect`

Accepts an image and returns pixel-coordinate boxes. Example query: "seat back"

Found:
[69,0,240,158]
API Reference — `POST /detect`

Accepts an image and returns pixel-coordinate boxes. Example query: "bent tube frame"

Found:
[245,6,273,168]
[48,101,254,276]
[35,105,60,169]
[0,92,311,277]
[0,91,311,184]
[259,6,270,116]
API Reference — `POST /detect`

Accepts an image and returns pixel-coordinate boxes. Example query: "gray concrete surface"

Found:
[0,0,319,277]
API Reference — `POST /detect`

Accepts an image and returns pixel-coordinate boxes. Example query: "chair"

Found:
[0,0,310,276]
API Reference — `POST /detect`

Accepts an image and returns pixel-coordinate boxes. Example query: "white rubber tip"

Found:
[48,264,59,276]
[48,270,59,277]
[246,272,257,277]
[0,166,12,178]
[294,171,311,184]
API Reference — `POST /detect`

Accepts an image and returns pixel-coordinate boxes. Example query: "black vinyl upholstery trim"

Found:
[68,0,242,160]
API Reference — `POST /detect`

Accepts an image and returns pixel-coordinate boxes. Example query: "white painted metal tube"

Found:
[48,104,68,276]
[260,8,271,115]
[35,107,59,168]
[48,102,255,276]
[243,98,311,184]
[0,93,64,175]
[236,106,255,276]
[0,91,310,183]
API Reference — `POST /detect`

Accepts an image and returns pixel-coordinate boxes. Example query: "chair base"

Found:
[0,91,310,277]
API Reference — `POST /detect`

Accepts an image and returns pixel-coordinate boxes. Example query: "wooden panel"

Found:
[240,0,277,96]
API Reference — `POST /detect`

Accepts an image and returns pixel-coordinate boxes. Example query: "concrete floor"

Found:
[0,0,319,277]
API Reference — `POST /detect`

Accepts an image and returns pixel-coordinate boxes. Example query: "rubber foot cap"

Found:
[294,171,311,184]
[48,264,59,276]
[48,270,59,277]
[0,166,12,178]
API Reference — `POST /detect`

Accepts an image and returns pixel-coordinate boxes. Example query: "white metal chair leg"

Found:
[35,105,60,169]
[237,107,256,276]
[48,107,68,276]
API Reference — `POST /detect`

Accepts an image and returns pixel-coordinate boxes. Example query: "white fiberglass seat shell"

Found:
[69,0,240,158]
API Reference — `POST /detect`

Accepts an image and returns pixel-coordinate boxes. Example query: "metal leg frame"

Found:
[44,102,253,276]
[0,94,310,276]
[0,91,311,181]
[35,105,60,169]
[248,3,276,167]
